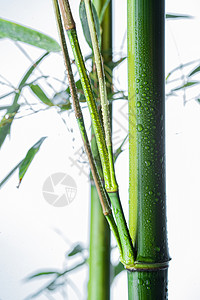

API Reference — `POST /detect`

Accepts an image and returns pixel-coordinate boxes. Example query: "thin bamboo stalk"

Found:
[128,0,170,297]
[88,1,112,299]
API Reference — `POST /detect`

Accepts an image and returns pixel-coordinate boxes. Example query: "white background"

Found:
[0,0,200,299]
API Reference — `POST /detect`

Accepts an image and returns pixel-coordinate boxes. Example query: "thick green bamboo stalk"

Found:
[88,2,112,299]
[128,0,170,298]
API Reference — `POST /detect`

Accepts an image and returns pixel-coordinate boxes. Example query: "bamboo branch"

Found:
[58,0,112,191]
[52,0,122,253]
[83,0,117,191]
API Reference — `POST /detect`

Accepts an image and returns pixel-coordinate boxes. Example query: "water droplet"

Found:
[136,78,140,83]
[137,124,144,132]
[146,280,150,285]
[137,101,141,107]
[136,88,139,94]
[115,208,120,214]
[142,93,147,97]
[145,160,151,167]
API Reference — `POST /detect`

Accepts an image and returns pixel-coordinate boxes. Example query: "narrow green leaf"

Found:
[166,13,193,19]
[111,261,124,283]
[30,84,53,106]
[106,57,126,71]
[0,102,20,148]
[99,0,110,24]
[26,271,59,281]
[0,18,61,52]
[189,65,200,77]
[67,243,84,257]
[14,52,49,104]
[0,53,48,149]
[172,81,199,92]
[166,59,200,81]
[0,160,23,189]
[114,134,128,162]
[0,91,15,100]
[18,137,47,186]
[79,1,101,49]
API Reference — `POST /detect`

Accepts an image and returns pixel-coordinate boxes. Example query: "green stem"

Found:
[88,184,110,300]
[128,269,168,300]
[59,0,112,191]
[128,0,170,297]
[88,1,112,297]
[53,0,112,216]
[84,0,117,192]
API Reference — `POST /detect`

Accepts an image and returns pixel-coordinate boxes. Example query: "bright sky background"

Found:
[0,0,200,299]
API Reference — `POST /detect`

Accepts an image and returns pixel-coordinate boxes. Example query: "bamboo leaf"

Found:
[0,53,48,149]
[106,57,126,71]
[0,18,61,52]
[111,261,124,283]
[30,84,54,106]
[79,1,101,49]
[15,52,49,103]
[114,134,128,162]
[26,271,59,281]
[172,81,199,92]
[166,59,200,81]
[0,160,23,189]
[67,243,84,257]
[99,0,110,24]
[166,13,193,19]
[189,65,200,77]
[0,91,16,100]
[0,102,20,148]
[18,137,47,187]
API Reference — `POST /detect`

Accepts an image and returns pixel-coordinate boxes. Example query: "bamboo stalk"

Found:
[58,0,112,191]
[127,0,170,297]
[52,0,122,248]
[88,1,112,299]
[83,0,116,191]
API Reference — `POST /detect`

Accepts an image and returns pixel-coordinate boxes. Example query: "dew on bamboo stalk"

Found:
[145,160,151,167]
[137,124,144,132]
